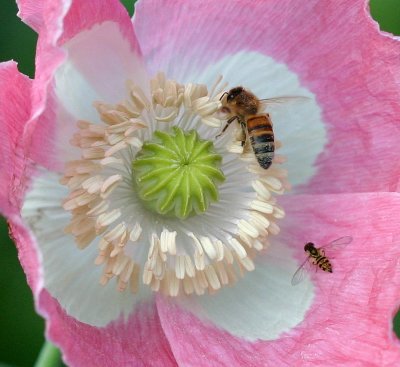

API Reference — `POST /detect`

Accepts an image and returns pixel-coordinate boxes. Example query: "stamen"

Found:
[60,73,287,297]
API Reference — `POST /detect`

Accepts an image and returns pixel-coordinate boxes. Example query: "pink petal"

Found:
[17,0,44,32]
[156,193,400,366]
[134,0,400,193]
[0,61,32,216]
[38,292,177,367]
[23,0,145,171]
[9,216,42,294]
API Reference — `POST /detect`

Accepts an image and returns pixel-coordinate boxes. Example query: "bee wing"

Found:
[291,256,311,286]
[259,96,310,111]
[321,236,353,251]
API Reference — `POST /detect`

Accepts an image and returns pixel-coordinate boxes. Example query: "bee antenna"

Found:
[219,92,228,101]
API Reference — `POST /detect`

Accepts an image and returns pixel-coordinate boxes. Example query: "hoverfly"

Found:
[291,236,353,286]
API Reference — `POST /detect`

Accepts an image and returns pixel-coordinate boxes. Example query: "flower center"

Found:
[132,127,225,219]
[60,72,287,297]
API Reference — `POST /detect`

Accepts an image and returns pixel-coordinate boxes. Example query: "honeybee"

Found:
[217,87,274,169]
[217,86,307,169]
[291,236,353,286]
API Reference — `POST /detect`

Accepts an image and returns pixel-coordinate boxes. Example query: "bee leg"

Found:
[216,116,238,139]
[219,91,228,101]
[240,122,247,147]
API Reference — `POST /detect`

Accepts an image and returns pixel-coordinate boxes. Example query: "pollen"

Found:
[60,72,288,296]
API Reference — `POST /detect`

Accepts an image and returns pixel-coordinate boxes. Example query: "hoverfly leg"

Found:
[216,116,238,139]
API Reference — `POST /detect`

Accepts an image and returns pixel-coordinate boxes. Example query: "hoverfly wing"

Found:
[321,236,353,251]
[291,256,311,286]
[328,236,353,247]
[259,96,310,111]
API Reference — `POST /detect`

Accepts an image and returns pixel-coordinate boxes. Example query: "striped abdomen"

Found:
[246,114,274,169]
[310,253,333,273]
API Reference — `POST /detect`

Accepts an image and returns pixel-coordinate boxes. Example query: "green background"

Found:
[0,1,399,366]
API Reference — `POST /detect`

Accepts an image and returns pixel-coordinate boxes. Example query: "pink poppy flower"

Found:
[2,0,400,366]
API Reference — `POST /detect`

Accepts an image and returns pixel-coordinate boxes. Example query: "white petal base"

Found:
[54,21,148,165]
[186,51,327,189]
[22,171,152,326]
[177,240,314,341]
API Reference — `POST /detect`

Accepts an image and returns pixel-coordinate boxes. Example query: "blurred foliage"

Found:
[0,0,399,366]
[0,1,36,77]
[0,218,44,367]
[370,0,400,35]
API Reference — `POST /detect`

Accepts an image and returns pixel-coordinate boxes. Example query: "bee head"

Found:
[226,86,244,102]
[304,242,315,252]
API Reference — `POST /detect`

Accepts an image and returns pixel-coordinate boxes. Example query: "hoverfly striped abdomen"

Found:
[292,237,352,286]
[247,114,275,169]
[305,242,332,273]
